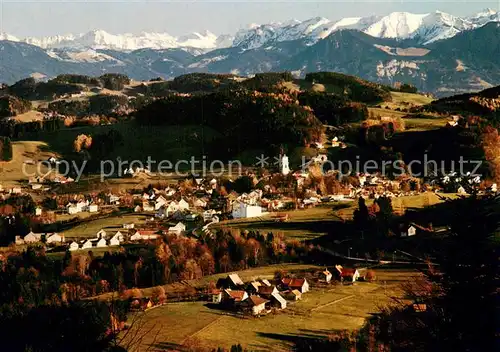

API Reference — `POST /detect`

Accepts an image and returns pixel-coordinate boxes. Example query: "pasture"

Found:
[59,213,148,240]
[122,267,420,352]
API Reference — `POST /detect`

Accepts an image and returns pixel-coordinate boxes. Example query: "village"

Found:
[5,146,495,253]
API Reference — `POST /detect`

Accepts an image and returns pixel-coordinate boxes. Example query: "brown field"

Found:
[0,141,57,187]
[59,213,149,240]
[122,267,420,352]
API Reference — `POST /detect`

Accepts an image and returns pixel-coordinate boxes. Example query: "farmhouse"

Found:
[284,289,302,301]
[241,295,269,316]
[23,231,43,243]
[319,269,333,283]
[109,231,124,246]
[46,233,64,244]
[178,199,190,211]
[69,241,79,251]
[88,204,99,213]
[247,281,262,294]
[269,292,287,310]
[222,289,248,305]
[35,207,42,216]
[96,229,107,239]
[258,285,279,297]
[335,265,360,283]
[130,230,159,241]
[401,225,417,237]
[217,274,245,290]
[281,278,309,293]
[67,205,79,215]
[232,201,262,219]
[94,238,107,248]
[81,240,93,250]
[168,222,186,236]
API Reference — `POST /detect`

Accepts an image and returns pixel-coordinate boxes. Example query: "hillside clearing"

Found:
[122,268,420,351]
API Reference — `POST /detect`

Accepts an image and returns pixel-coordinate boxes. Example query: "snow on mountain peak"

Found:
[1,8,499,53]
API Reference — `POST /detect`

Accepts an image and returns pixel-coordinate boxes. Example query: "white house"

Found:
[96,229,107,239]
[178,199,190,211]
[10,187,22,194]
[241,295,268,316]
[109,232,124,246]
[88,204,99,213]
[69,241,79,251]
[67,205,79,215]
[76,200,88,212]
[155,195,168,210]
[232,202,262,219]
[123,223,135,229]
[130,230,159,241]
[46,233,64,244]
[95,238,107,248]
[168,222,186,235]
[35,207,42,216]
[401,225,417,237]
[23,232,43,243]
[81,240,93,250]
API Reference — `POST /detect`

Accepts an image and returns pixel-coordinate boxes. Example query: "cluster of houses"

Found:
[15,231,65,245]
[209,267,362,317]
[67,199,99,215]
[210,273,307,316]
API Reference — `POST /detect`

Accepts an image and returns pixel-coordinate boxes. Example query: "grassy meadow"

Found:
[122,267,420,352]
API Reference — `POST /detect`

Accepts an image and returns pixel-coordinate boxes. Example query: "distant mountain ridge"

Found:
[1,9,498,51]
[1,9,500,96]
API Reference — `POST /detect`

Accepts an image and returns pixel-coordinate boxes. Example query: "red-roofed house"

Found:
[334,266,360,283]
[241,295,269,316]
[258,285,279,297]
[281,278,309,293]
[222,289,248,305]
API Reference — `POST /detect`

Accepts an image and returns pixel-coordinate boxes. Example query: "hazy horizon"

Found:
[1,0,499,38]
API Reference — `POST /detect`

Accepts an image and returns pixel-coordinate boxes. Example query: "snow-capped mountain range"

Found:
[0,9,498,51]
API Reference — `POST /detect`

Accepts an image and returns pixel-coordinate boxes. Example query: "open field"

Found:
[123,267,420,351]
[213,193,455,239]
[59,213,148,240]
[0,141,57,187]
[389,91,433,106]
[212,203,349,241]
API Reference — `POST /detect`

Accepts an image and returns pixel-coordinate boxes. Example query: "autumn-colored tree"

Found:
[180,259,202,280]
[73,134,92,153]
[198,251,215,276]
[151,286,167,304]
[481,125,500,182]
[155,242,172,283]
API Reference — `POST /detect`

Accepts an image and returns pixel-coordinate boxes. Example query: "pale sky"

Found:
[1,0,499,37]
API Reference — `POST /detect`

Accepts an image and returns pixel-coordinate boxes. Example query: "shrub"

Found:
[364,270,376,282]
